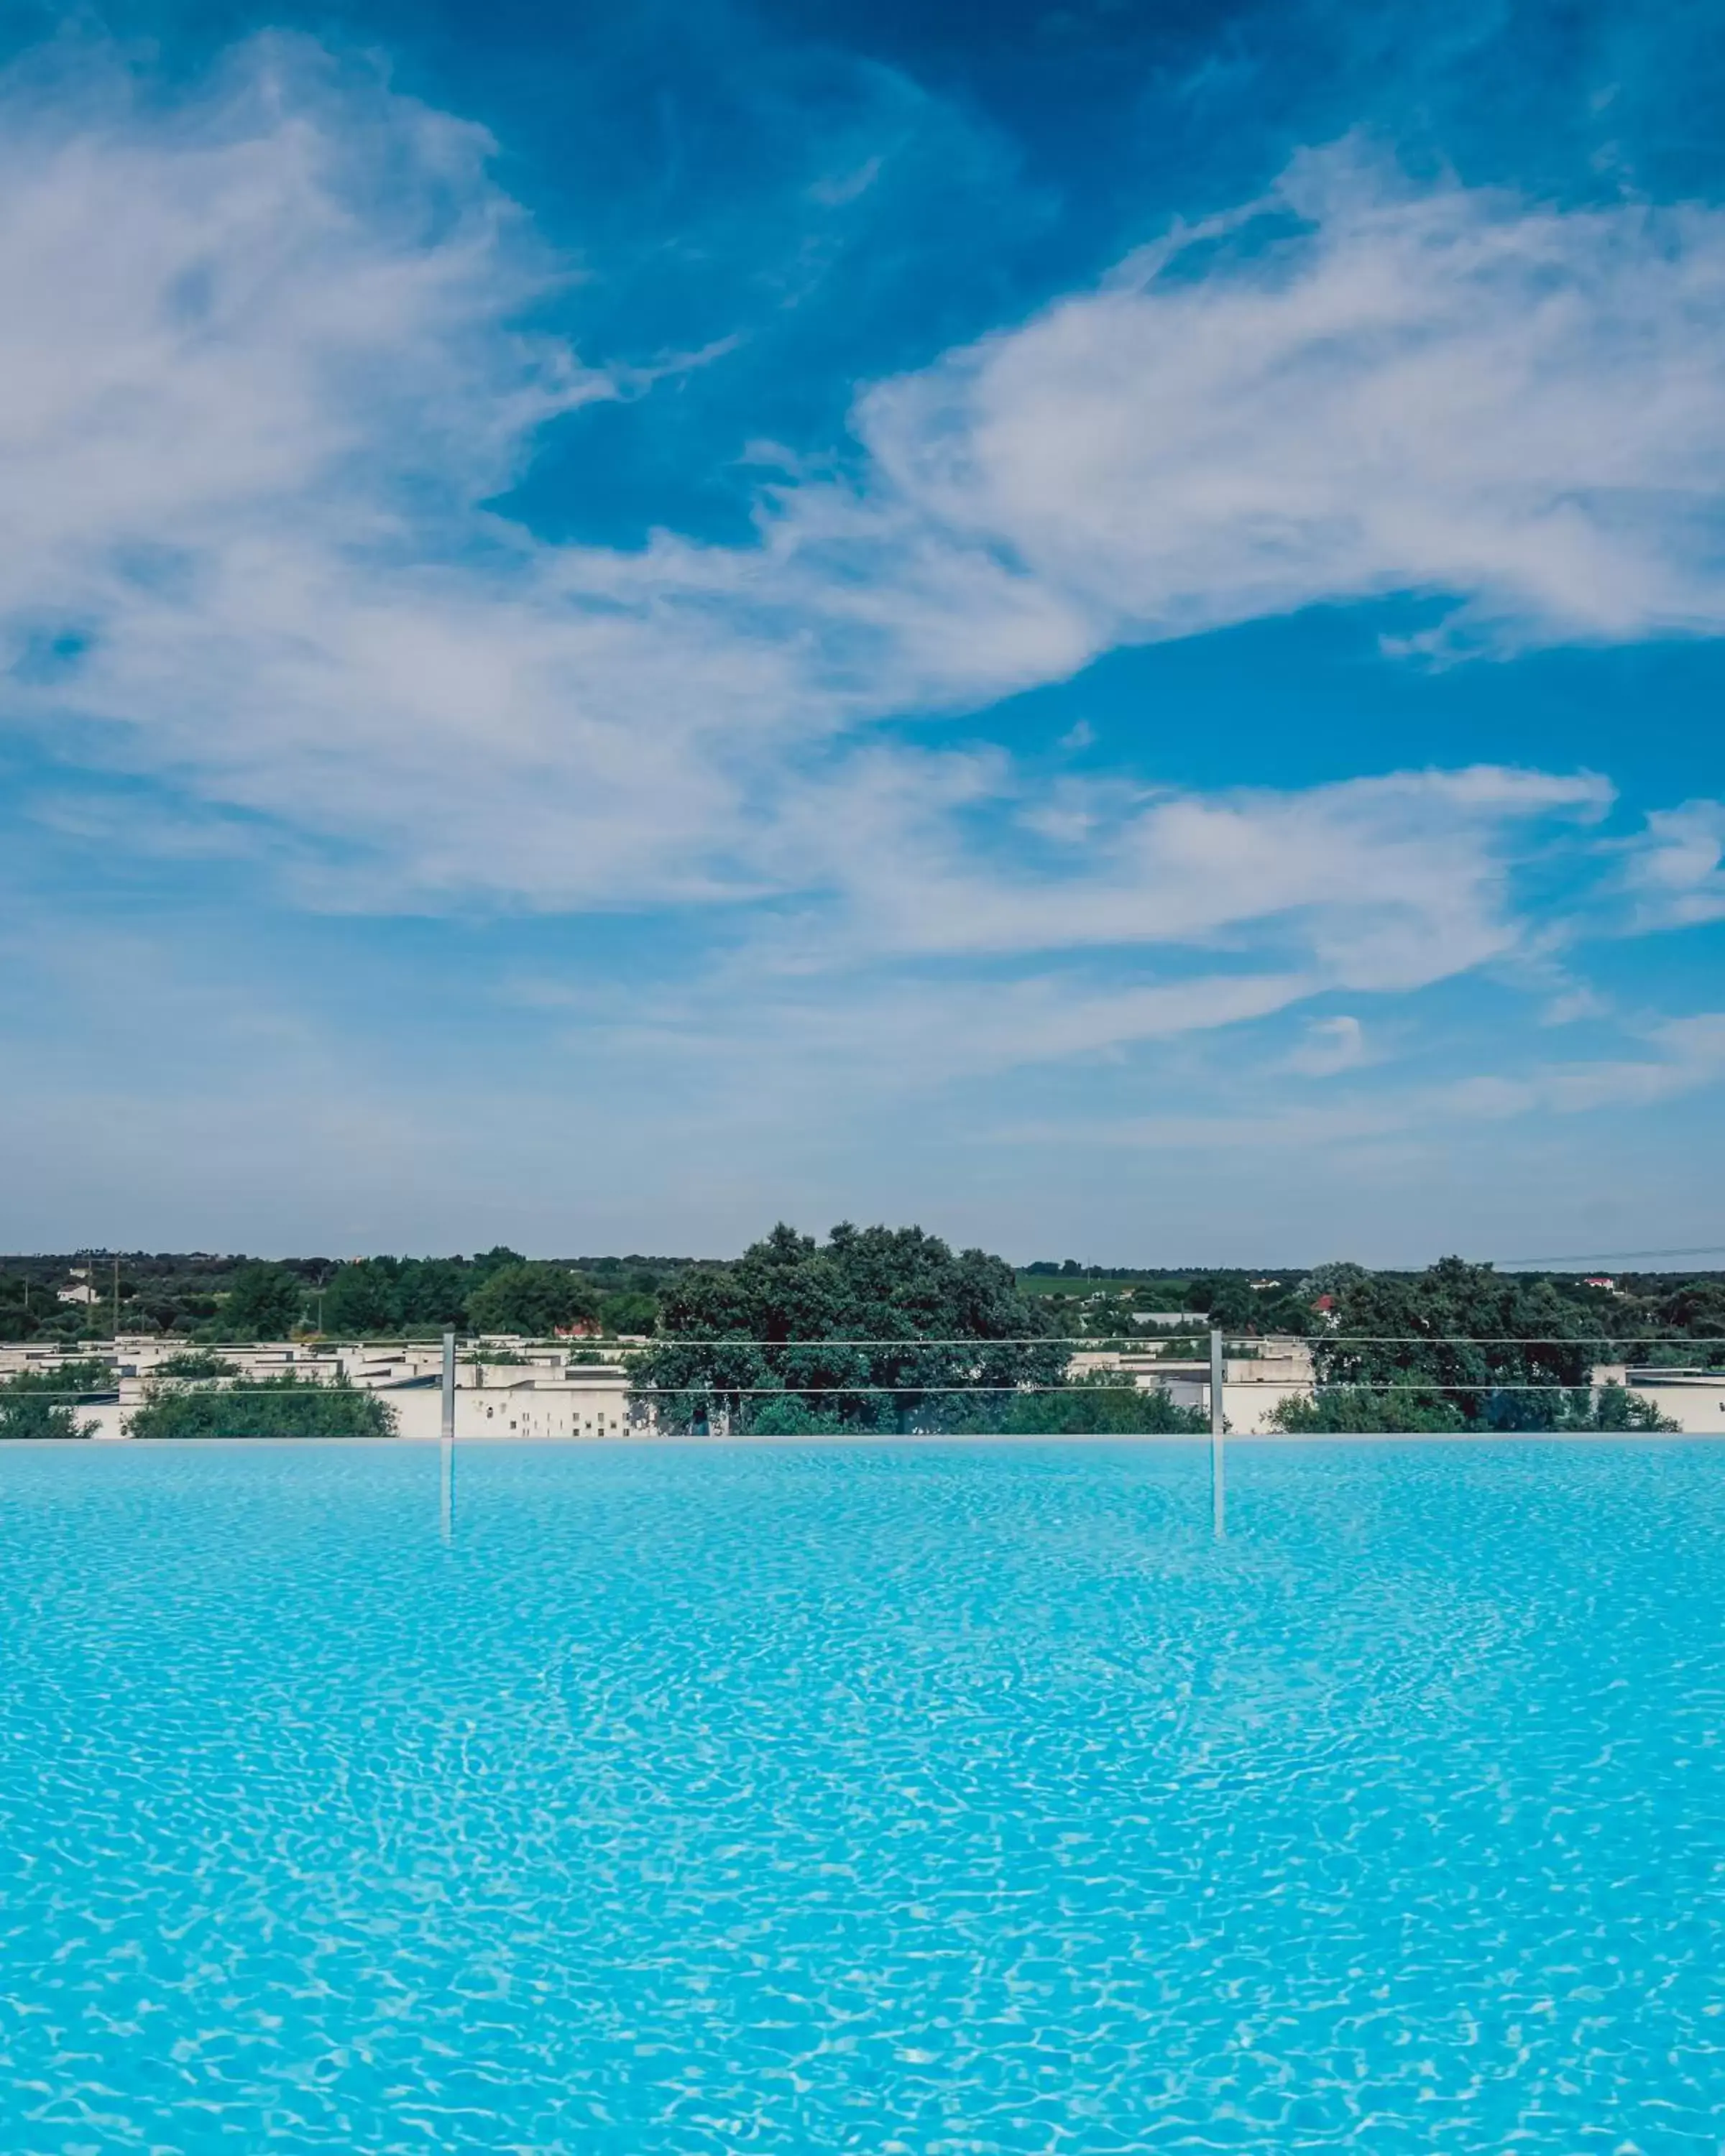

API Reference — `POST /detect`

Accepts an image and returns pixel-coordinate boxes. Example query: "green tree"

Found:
[0,1392,90,1439]
[155,1350,239,1380]
[1655,1281,1725,1367]
[1187,1274,1261,1332]
[320,1259,402,1336]
[1271,1386,1468,1434]
[1275,1378,1675,1434]
[950,1374,1206,1436]
[598,1289,658,1336]
[126,1373,396,1439]
[1285,1258,1681,1431]
[0,1358,113,1439]
[744,1395,847,1436]
[0,1274,48,1342]
[636,1222,1067,1432]
[395,1259,472,1332]
[218,1263,306,1342]
[1568,1382,1678,1432]
[467,1262,600,1337]
[1308,1257,1606,1430]
[1299,1261,1370,1304]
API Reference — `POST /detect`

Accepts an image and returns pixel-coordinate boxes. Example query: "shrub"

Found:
[1558,1382,1678,1433]
[0,1358,114,1440]
[932,1374,1205,1436]
[154,1350,240,1380]
[743,1395,847,1436]
[1271,1387,1468,1434]
[995,1381,1205,1436]
[0,1363,114,1449]
[126,1373,397,1439]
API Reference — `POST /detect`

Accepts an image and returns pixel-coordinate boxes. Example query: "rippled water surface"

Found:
[2,1440,1724,2153]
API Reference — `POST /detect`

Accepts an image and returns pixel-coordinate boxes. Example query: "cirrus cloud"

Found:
[1618,799,1725,929]
[0,38,1721,934]
[0,21,1721,1235]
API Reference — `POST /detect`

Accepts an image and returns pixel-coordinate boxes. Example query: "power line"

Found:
[11,1381,1710,1401]
[1494,1243,1725,1266]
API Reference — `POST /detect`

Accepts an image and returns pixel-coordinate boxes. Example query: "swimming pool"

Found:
[1,1439,1720,2152]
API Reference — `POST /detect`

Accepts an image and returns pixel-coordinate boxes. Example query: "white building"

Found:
[9,1333,1725,1439]
[1070,1338,1316,1432]
[3,1337,649,1440]
[1064,1339,1725,1436]
[1597,1365,1725,1435]
[393,1362,643,1441]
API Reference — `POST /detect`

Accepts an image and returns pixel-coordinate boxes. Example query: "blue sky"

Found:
[1,0,1723,1263]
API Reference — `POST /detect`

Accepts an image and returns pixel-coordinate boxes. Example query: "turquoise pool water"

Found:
[1,1440,1722,2153]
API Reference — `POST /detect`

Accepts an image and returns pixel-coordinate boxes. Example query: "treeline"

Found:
[6,1240,1721,1360]
[1020,1260,1725,1355]
[1019,1272,1320,1336]
[635,1236,1711,1436]
[3,1227,1720,1439]
[0,1250,704,1344]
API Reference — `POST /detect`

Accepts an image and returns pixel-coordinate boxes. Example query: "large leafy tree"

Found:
[1187,1271,1317,1338]
[635,1222,1067,1433]
[1304,1258,1645,1430]
[466,1261,601,1337]
[598,1289,659,1336]
[318,1255,523,1336]
[0,1274,48,1343]
[1185,1274,1259,1332]
[320,1259,402,1335]
[219,1263,306,1342]
[1655,1281,1725,1366]
[395,1259,473,1331]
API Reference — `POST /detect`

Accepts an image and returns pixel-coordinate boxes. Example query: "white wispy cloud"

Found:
[782,761,1609,978]
[1617,799,1725,929]
[993,1013,1725,1153]
[849,142,1725,657]
[0,45,1719,906]
[1283,1014,1368,1077]
[0,32,1721,1156]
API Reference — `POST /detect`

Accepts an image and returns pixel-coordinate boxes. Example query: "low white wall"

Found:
[1621,1378,1725,1434]
[1220,1381,1311,1434]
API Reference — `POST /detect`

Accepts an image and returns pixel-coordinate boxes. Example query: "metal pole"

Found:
[1210,1325,1225,1540]
[440,1330,456,1544]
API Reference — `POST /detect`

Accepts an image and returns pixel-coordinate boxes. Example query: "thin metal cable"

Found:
[12,1378,1716,1401]
[104,1330,1709,1347]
